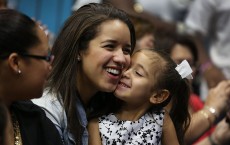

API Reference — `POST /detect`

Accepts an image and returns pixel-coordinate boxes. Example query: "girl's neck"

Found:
[115,102,151,121]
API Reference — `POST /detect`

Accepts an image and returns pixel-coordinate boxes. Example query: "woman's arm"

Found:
[196,118,230,145]
[185,80,230,144]
[88,118,102,145]
[162,111,179,145]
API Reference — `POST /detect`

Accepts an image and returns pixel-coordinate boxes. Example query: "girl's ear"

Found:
[7,53,21,74]
[150,89,170,104]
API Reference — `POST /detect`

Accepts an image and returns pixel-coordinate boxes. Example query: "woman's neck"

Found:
[77,87,96,105]
[0,87,12,107]
[76,70,98,105]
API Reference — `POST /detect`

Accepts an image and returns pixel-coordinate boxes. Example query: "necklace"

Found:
[11,112,23,145]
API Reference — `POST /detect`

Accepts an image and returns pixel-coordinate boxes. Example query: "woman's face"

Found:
[79,20,132,93]
[19,25,52,99]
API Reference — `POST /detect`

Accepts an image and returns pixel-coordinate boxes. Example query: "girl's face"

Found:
[17,25,52,100]
[79,20,132,93]
[114,51,158,106]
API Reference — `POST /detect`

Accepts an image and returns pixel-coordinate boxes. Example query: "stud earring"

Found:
[77,56,81,61]
[18,70,21,74]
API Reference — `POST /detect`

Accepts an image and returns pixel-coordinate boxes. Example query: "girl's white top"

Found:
[99,109,165,145]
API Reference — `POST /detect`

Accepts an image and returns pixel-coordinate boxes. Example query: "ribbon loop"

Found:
[175,60,193,79]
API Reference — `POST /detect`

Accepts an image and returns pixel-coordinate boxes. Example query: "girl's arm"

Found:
[162,111,180,145]
[88,118,102,145]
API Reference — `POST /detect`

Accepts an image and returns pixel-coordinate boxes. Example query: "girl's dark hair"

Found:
[0,9,40,59]
[48,3,135,144]
[138,49,191,145]
[90,49,191,145]
[156,34,199,94]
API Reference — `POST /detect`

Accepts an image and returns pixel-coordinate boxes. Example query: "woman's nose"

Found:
[113,48,128,69]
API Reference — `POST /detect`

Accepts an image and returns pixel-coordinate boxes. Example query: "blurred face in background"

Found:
[0,0,7,9]
[135,33,155,51]
[170,43,196,83]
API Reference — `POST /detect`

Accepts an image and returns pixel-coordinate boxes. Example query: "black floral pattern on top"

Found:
[99,109,165,145]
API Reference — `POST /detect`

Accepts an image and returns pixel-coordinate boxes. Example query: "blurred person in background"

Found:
[0,9,63,145]
[155,33,230,144]
[185,0,230,100]
[129,15,155,50]
[0,0,7,9]
[197,116,230,145]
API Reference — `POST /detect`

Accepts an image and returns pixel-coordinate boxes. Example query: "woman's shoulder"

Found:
[32,89,59,104]
[12,100,45,114]
[32,90,63,112]
[31,90,66,127]
[11,100,64,145]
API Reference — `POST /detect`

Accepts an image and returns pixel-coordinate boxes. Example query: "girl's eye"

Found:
[135,71,143,77]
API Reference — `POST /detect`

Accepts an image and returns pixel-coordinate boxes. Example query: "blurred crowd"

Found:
[1,0,230,145]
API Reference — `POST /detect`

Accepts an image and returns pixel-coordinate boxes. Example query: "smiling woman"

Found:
[32,3,136,145]
[0,9,63,145]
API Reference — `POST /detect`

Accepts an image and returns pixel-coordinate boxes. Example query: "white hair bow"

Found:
[175,60,193,79]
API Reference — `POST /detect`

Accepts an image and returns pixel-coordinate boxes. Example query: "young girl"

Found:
[88,49,191,145]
